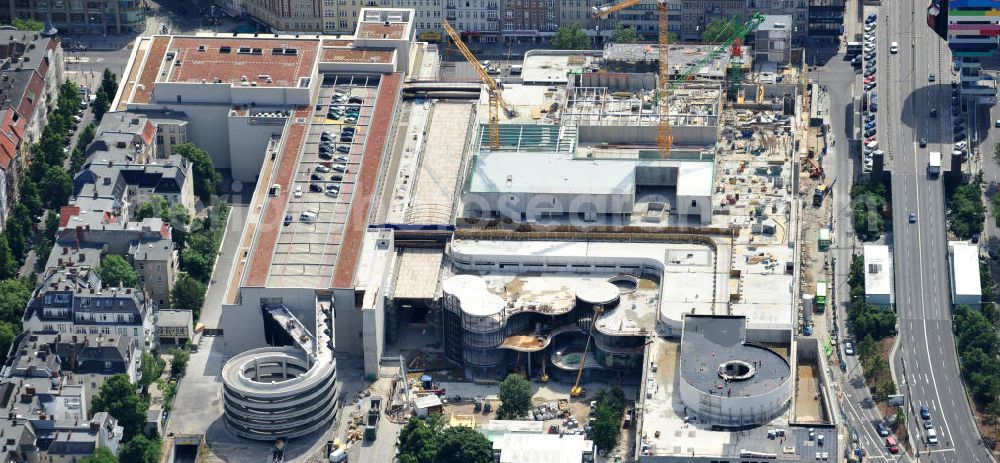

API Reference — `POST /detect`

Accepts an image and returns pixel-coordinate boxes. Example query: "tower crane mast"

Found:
[441,20,513,150]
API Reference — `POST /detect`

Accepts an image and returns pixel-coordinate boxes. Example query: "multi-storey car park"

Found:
[111,8,414,443]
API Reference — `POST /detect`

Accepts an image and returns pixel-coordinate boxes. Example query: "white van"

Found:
[927,427,939,445]
[890,42,899,54]
[300,210,318,222]
[328,448,347,462]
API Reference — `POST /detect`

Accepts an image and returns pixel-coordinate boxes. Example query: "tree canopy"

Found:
[434,426,493,463]
[552,23,592,50]
[81,447,118,463]
[589,387,627,452]
[119,434,161,463]
[175,143,222,202]
[170,348,190,377]
[10,18,43,31]
[171,275,206,319]
[397,415,492,463]
[949,175,985,239]
[97,254,140,288]
[850,181,889,241]
[611,23,639,43]
[91,374,148,442]
[496,373,532,419]
[701,18,732,42]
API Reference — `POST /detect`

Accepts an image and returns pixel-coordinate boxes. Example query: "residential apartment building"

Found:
[22,267,156,349]
[243,0,324,32]
[0,33,63,229]
[5,0,145,35]
[0,378,123,462]
[559,0,677,44]
[500,0,547,41]
[946,0,1000,106]
[6,332,141,387]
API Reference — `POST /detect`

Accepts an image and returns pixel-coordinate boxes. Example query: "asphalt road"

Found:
[811,50,908,462]
[881,0,994,461]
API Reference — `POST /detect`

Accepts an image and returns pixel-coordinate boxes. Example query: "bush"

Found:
[170,348,190,377]
[850,181,890,241]
[949,175,985,239]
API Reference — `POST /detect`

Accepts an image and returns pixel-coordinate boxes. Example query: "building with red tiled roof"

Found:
[0,33,64,230]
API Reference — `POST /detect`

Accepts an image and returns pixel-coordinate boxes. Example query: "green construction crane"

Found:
[666,12,766,91]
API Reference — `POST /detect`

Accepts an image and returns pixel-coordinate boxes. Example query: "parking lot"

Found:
[267,75,381,288]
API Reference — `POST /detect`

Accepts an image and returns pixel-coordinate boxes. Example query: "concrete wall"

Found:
[675,193,711,224]
[221,286,325,355]
[462,191,635,220]
[577,123,716,146]
[634,165,678,187]
[332,287,365,359]
[228,114,288,182]
[153,82,312,107]
[579,72,656,92]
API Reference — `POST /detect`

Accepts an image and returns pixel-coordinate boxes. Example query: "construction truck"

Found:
[364,396,382,441]
[812,185,828,206]
[928,151,941,178]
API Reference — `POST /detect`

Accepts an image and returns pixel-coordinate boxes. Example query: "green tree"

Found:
[701,18,732,42]
[949,176,985,239]
[92,87,110,121]
[0,323,16,358]
[590,403,621,451]
[91,374,148,442]
[611,23,639,43]
[10,18,43,31]
[0,278,32,325]
[101,69,119,98]
[170,274,206,318]
[434,426,493,463]
[18,176,43,217]
[71,123,97,173]
[179,249,214,283]
[97,254,139,288]
[140,352,165,388]
[5,204,33,260]
[80,447,118,463]
[496,373,532,419]
[39,166,73,210]
[398,414,443,463]
[119,434,161,463]
[0,235,18,279]
[135,196,169,221]
[170,348,190,377]
[175,143,222,202]
[552,23,592,50]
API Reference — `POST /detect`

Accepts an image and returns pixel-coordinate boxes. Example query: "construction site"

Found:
[362,5,840,463]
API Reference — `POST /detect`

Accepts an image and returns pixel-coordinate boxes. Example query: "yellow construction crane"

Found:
[592,0,671,158]
[570,307,604,397]
[441,20,513,150]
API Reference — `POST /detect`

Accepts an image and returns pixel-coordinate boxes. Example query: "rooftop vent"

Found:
[220,46,231,53]
[237,47,252,54]
[197,45,206,52]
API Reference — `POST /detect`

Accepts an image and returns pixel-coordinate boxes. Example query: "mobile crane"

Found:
[570,307,604,397]
[441,20,514,150]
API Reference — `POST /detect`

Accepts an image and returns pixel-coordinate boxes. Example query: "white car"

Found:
[890,41,898,54]
[315,165,331,173]
[293,186,303,198]
[844,342,855,355]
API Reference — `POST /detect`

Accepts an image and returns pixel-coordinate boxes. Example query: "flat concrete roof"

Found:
[490,432,594,463]
[680,315,790,398]
[163,37,319,87]
[468,153,636,196]
[450,239,730,328]
[864,244,892,297]
[951,241,982,297]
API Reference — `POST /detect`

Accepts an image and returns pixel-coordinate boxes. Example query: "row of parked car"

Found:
[860,12,880,173]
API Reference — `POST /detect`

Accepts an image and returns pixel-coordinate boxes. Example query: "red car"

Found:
[885,436,899,454]
[865,135,877,144]
[864,76,876,84]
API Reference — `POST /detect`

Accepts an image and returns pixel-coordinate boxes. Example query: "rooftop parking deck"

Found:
[241,73,400,289]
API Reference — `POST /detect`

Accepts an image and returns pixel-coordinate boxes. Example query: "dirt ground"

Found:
[795,364,823,422]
